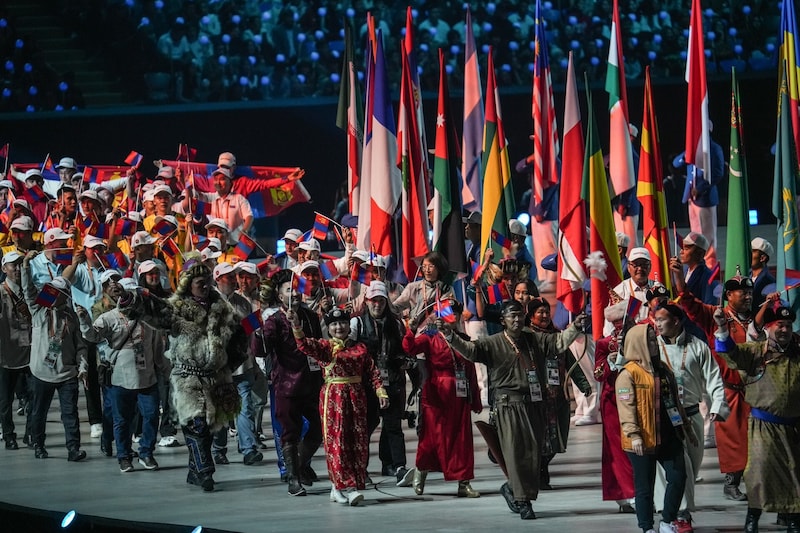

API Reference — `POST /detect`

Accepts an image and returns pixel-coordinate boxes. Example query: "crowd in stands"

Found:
[0,1,785,111]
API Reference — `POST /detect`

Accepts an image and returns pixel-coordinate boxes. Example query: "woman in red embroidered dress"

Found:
[402,299,483,497]
[290,307,388,506]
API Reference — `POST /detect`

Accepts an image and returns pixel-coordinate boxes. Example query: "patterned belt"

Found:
[174,364,216,378]
[326,376,362,384]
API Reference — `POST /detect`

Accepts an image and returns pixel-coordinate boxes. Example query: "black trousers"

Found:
[0,366,31,440]
[83,346,102,425]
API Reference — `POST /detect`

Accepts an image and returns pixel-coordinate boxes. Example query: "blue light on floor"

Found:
[61,510,76,528]
[749,209,758,225]
[191,527,203,533]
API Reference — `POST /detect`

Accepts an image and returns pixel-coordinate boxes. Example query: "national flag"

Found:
[0,143,8,158]
[311,213,330,241]
[318,259,338,281]
[23,184,47,204]
[684,0,711,187]
[531,0,559,210]
[151,218,177,237]
[398,8,431,281]
[53,250,74,266]
[582,87,623,340]
[100,251,128,270]
[461,6,483,213]
[486,282,511,304]
[707,262,721,286]
[335,18,364,216]
[434,299,456,323]
[42,154,53,173]
[605,0,636,197]
[78,216,95,235]
[240,311,263,336]
[360,32,401,256]
[431,49,468,277]
[470,260,485,283]
[35,284,61,308]
[626,297,642,319]
[295,229,313,243]
[124,151,144,168]
[177,144,198,162]
[292,275,314,296]
[88,222,111,240]
[779,0,800,165]
[195,200,212,216]
[257,258,272,276]
[192,234,210,251]
[724,68,751,281]
[233,232,257,260]
[356,17,376,240]
[480,49,516,261]
[637,67,672,294]
[491,229,513,250]
[82,166,98,183]
[773,73,800,326]
[351,264,372,286]
[557,52,588,315]
[785,268,800,288]
[160,238,182,260]
[115,218,137,237]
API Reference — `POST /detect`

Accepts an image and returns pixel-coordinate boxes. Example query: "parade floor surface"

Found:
[0,225,782,532]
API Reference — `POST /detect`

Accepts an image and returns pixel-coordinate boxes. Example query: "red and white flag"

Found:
[685,0,711,182]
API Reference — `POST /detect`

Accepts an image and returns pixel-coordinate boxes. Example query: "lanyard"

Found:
[503,331,536,371]
[659,337,688,372]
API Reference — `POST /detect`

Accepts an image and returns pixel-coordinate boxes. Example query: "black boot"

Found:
[744,507,761,533]
[540,454,553,490]
[298,439,320,486]
[723,471,747,501]
[787,513,800,533]
[283,443,306,496]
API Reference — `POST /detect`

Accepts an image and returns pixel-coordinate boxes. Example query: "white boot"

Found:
[330,487,348,504]
[345,488,364,506]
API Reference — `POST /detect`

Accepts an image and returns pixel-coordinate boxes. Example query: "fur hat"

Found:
[175,252,210,297]
[604,300,628,322]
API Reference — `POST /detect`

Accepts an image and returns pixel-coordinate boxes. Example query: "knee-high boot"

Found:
[744,507,761,533]
[723,471,747,501]
[540,454,554,490]
[283,443,306,496]
[182,419,215,491]
[298,438,321,485]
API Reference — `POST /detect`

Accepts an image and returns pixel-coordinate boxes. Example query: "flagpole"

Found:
[41,153,50,173]
[3,144,8,175]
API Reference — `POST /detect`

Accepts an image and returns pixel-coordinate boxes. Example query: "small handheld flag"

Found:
[194,200,212,216]
[24,184,48,204]
[100,251,128,270]
[151,218,177,237]
[311,213,330,240]
[351,264,373,286]
[124,151,144,168]
[160,238,182,260]
[318,259,339,281]
[192,234,210,251]
[233,233,257,260]
[491,229,513,250]
[115,218,138,237]
[292,275,314,295]
[626,297,642,319]
[53,251,74,266]
[434,298,456,323]
[707,262,721,286]
[486,283,511,304]
[35,284,62,308]
[241,311,263,335]
[177,144,198,161]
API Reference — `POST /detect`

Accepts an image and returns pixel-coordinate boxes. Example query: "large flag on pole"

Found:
[605,0,635,197]
[583,84,623,339]
[461,6,483,213]
[636,67,672,293]
[335,19,364,216]
[356,18,376,250]
[480,49,516,262]
[531,0,559,211]
[773,73,800,326]
[724,68,751,281]
[432,49,468,276]
[557,52,587,315]
[398,9,430,281]
[780,0,800,165]
[685,0,711,183]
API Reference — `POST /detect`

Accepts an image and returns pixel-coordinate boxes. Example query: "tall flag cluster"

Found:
[724,69,751,282]
[779,0,800,165]
[461,7,483,214]
[335,20,364,216]
[684,0,711,188]
[531,0,559,212]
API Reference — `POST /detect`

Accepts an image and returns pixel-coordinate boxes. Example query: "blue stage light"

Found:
[192,527,204,533]
[516,212,531,227]
[61,510,76,528]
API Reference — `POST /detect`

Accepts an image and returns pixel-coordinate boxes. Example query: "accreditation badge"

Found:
[527,369,543,402]
[454,368,468,398]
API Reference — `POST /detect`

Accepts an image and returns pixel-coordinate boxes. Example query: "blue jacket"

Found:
[750,268,776,309]
[684,263,720,305]
[673,140,725,207]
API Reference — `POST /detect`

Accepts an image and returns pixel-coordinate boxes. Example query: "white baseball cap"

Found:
[207,237,223,251]
[235,261,258,276]
[201,247,222,261]
[23,169,44,182]
[137,260,159,275]
[99,270,122,285]
[615,231,631,248]
[0,179,14,189]
[218,152,236,168]
[44,227,72,244]
[152,184,173,197]
[282,228,303,242]
[751,237,774,258]
[213,262,236,279]
[119,278,139,291]
[629,247,652,263]
[298,238,320,252]
[508,218,528,236]
[79,189,100,203]
[205,218,229,232]
[131,231,156,249]
[12,198,31,212]
[299,260,320,272]
[212,167,233,180]
[47,276,71,291]
[1,251,23,267]
[9,216,34,232]
[143,190,156,203]
[365,281,388,300]
[352,250,370,263]
[157,166,175,179]
[683,231,709,252]
[83,235,107,249]
[56,157,77,170]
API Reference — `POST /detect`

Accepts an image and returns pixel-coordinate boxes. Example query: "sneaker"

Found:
[119,458,134,473]
[158,436,181,447]
[574,415,598,426]
[15,405,25,416]
[228,427,238,438]
[34,446,48,459]
[243,450,263,465]
[67,449,87,462]
[5,438,18,450]
[674,518,694,533]
[396,466,414,487]
[132,435,141,443]
[138,456,159,470]
[658,521,679,533]
[213,453,230,465]
[90,423,103,439]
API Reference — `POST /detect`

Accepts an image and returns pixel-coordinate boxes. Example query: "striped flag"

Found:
[707,262,721,286]
[160,238,182,260]
[461,6,483,213]
[557,52,588,315]
[177,144,198,162]
[637,67,672,294]
[491,229,513,251]
[311,213,330,241]
[24,184,47,204]
[192,234,210,251]
[42,154,54,173]
[724,68,751,282]
[318,259,338,281]
[431,49,467,276]
[54,250,74,266]
[82,166,98,183]
[195,200,212,216]
[100,251,128,270]
[605,0,635,197]
[351,264,372,286]
[292,275,314,296]
[434,299,456,323]
[582,88,623,340]
[785,268,800,289]
[335,19,364,216]
[480,49,516,262]
[151,218,177,237]
[240,311,263,335]
[780,0,800,165]
[35,284,61,308]
[233,233,257,260]
[356,19,376,250]
[124,151,144,168]
[486,283,511,304]
[685,0,711,184]
[0,143,7,158]
[398,7,431,281]
[115,218,138,237]
[531,0,559,209]
[626,297,642,319]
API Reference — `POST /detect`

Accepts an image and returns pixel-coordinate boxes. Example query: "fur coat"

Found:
[166,292,244,431]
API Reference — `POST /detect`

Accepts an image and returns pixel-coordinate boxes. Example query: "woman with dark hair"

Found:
[527,297,592,489]
[402,298,483,497]
[291,307,388,506]
[165,257,247,492]
[393,251,454,333]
